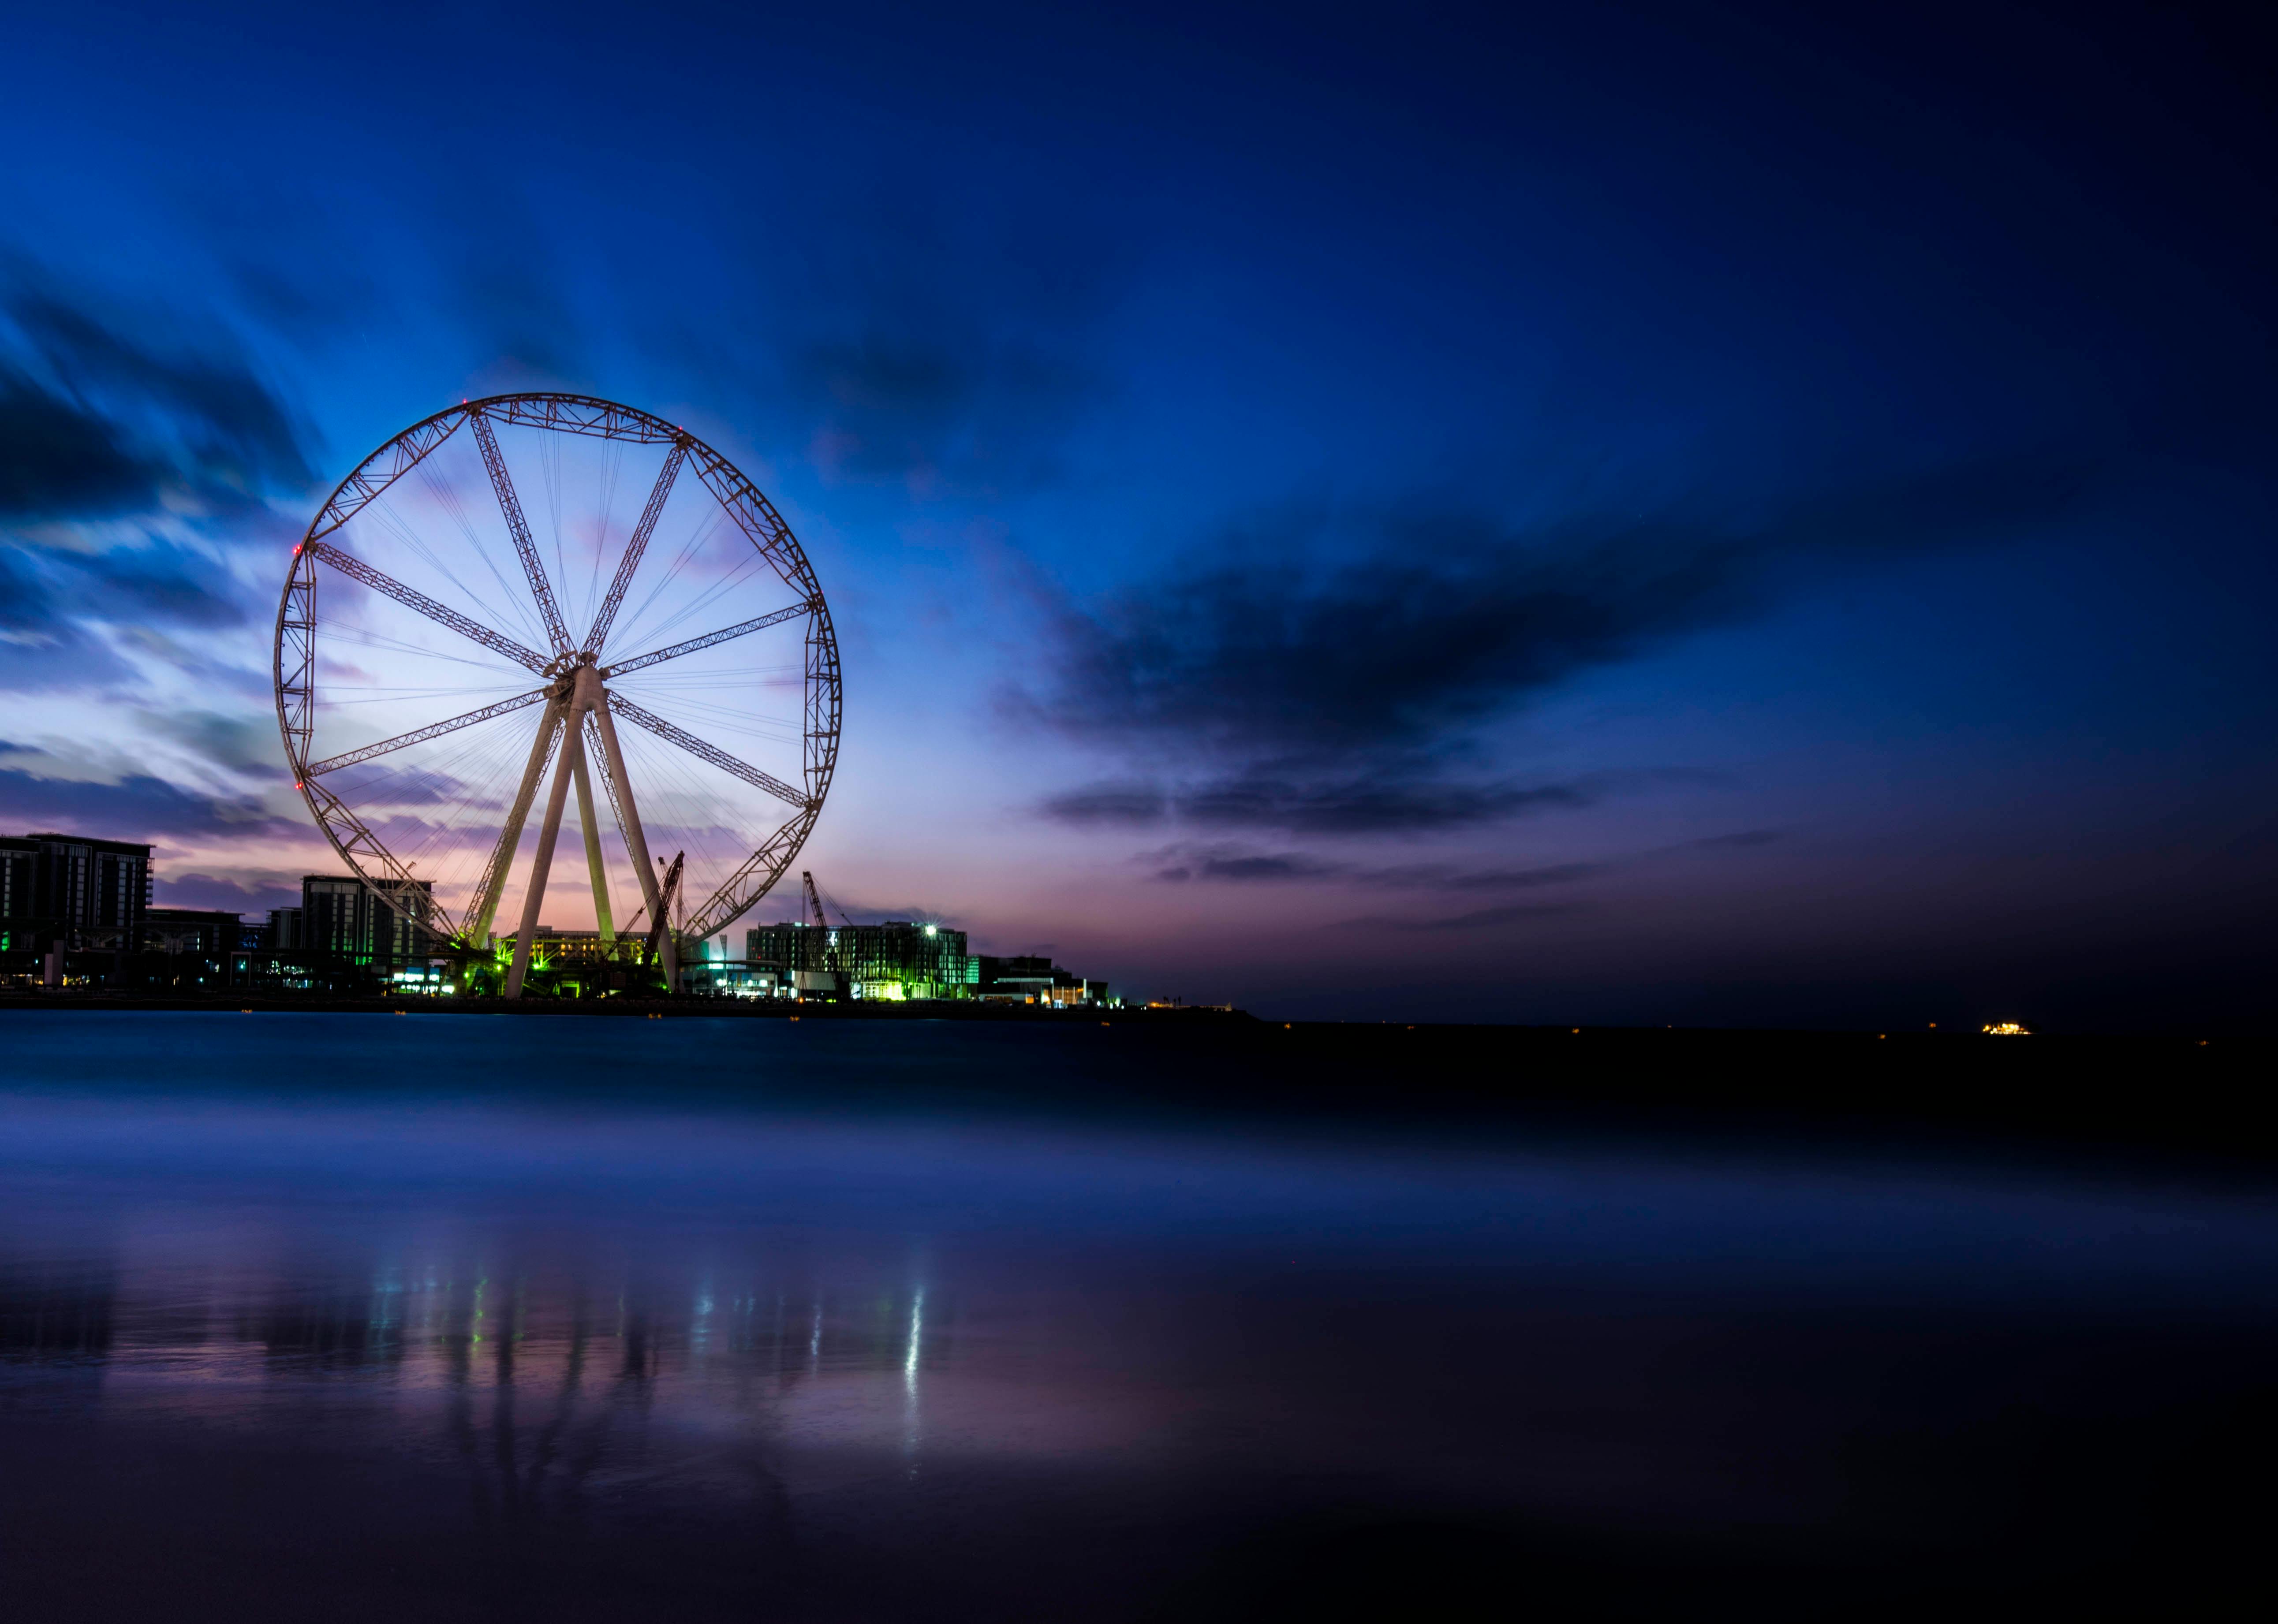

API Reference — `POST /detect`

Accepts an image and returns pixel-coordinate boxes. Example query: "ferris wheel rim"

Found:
[271,391,842,952]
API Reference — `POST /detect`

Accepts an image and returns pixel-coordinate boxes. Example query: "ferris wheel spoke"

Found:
[588,440,688,653]
[308,541,551,674]
[303,688,550,777]
[605,692,809,809]
[600,601,811,678]
[469,408,577,658]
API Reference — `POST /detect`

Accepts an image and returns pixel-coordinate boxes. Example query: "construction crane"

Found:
[801,869,829,932]
[624,850,685,962]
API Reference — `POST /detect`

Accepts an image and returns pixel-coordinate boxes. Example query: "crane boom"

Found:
[627,850,685,957]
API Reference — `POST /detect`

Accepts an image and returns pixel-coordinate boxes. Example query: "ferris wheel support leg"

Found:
[470,699,565,947]
[590,682,676,994]
[567,726,615,945]
[505,704,583,1000]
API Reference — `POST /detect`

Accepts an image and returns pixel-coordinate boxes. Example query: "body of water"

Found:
[2,1013,2271,1619]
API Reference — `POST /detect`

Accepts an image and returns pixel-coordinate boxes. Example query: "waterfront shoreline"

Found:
[4,997,2266,1163]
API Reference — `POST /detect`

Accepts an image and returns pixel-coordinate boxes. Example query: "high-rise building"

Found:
[0,833,151,952]
[298,874,437,965]
[268,906,303,952]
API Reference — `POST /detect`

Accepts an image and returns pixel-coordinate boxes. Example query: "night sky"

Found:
[2,1,2271,1028]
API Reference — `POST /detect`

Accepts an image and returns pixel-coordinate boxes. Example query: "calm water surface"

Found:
[2,1013,2272,1620]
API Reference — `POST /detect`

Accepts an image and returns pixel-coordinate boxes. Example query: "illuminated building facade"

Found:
[0,833,151,953]
[744,920,977,1000]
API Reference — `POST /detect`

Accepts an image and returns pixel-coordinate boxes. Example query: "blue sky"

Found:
[2,0,2272,1027]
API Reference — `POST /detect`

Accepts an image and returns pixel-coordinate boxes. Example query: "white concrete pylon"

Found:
[504,690,583,1000]
[469,697,566,946]
[568,723,614,945]
[587,670,678,992]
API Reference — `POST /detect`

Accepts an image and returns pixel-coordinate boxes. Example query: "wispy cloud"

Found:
[715,189,1122,499]
[1336,901,1585,931]
[1048,771,1603,834]
[155,869,305,913]
[0,758,299,842]
[1143,841,1606,890]
[1022,456,2085,831]
[0,278,310,699]
[0,280,311,522]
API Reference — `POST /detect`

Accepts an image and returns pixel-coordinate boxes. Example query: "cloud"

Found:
[0,372,156,519]
[1042,460,2085,758]
[1151,847,1347,884]
[0,283,312,519]
[155,870,304,914]
[1361,859,1606,890]
[1043,770,1608,834]
[1685,829,1780,849]
[1180,773,1597,833]
[0,760,298,842]
[0,543,62,632]
[1023,454,2085,829]
[1040,780,1169,825]
[1144,842,1607,889]
[136,709,287,776]
[0,280,306,683]
[751,190,1120,496]
[1337,902,1584,931]
[58,540,254,628]
[0,621,134,690]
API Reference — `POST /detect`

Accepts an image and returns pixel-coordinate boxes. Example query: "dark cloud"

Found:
[1152,848,1346,884]
[1362,859,1606,890]
[1040,780,1169,825]
[1037,458,2084,760]
[1337,902,1584,931]
[1686,829,1781,849]
[0,761,298,842]
[796,333,1100,493]
[61,541,251,628]
[0,543,61,632]
[1182,773,1596,833]
[1044,771,1602,834]
[0,373,156,518]
[1144,842,1606,890]
[0,284,312,517]
[0,281,305,674]
[759,191,1119,495]
[0,536,257,666]
[1026,453,2084,831]
[136,710,286,776]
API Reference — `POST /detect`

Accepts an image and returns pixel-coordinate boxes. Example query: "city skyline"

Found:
[4,2,2274,1028]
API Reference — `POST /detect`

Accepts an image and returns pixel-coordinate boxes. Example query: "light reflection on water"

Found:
[3,1013,2276,1620]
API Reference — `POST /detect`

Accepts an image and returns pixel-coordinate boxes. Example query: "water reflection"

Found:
[4,1016,2277,1620]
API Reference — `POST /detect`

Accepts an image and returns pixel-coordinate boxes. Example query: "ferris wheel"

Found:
[273,394,841,996]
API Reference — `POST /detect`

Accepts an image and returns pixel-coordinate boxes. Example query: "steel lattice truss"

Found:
[273,393,842,982]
